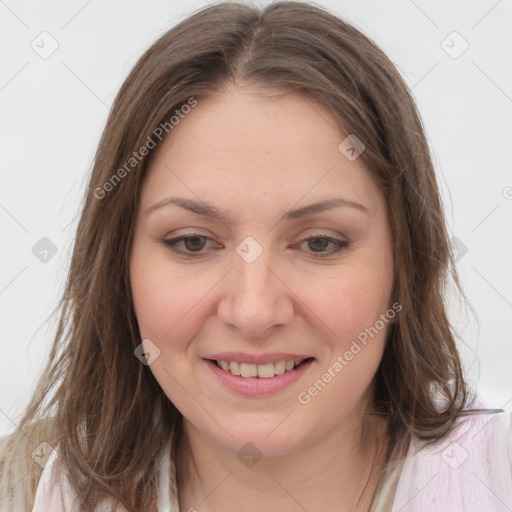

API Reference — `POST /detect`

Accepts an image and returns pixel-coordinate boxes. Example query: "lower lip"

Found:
[205,358,314,397]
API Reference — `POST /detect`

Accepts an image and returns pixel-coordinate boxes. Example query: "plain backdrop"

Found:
[0,0,511,436]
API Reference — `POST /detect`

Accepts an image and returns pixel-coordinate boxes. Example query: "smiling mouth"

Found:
[209,358,314,379]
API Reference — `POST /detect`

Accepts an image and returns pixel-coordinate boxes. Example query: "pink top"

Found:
[32,408,512,512]
[392,409,512,511]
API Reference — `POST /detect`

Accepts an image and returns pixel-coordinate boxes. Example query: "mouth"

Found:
[207,357,315,379]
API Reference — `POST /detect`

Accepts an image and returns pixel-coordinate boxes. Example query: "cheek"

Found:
[295,260,394,343]
[130,248,221,350]
[130,248,188,340]
[296,268,393,411]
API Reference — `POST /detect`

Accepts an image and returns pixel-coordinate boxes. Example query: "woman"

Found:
[1,2,510,511]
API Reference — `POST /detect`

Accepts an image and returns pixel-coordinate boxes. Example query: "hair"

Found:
[0,1,477,511]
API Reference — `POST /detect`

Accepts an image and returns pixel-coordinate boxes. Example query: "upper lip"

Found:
[204,352,314,365]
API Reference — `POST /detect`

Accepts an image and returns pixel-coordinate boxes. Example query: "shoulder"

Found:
[32,451,129,512]
[31,429,178,512]
[0,418,57,512]
[391,406,512,511]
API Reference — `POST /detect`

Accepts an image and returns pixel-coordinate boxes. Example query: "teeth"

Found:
[240,363,258,378]
[274,361,286,375]
[229,361,241,375]
[216,359,306,378]
[257,363,274,378]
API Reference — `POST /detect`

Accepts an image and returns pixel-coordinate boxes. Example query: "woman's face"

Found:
[129,88,395,456]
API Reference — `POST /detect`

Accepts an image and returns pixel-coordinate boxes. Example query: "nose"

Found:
[217,241,295,338]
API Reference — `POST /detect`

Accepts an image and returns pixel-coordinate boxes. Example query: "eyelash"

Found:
[161,233,349,258]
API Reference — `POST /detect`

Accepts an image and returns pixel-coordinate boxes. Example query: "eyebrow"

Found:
[145,196,370,223]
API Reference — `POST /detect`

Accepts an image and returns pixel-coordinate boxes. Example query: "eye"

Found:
[162,233,219,256]
[296,234,349,257]
[162,232,349,258]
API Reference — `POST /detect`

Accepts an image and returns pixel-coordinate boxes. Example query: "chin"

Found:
[197,416,311,459]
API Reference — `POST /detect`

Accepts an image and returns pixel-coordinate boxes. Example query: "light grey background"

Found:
[0,0,511,436]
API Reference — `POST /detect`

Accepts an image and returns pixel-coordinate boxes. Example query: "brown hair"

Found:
[0,1,475,511]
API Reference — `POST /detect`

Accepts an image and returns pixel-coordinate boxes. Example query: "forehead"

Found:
[140,89,385,220]
[155,89,344,160]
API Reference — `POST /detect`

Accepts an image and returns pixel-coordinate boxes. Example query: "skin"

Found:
[129,87,395,512]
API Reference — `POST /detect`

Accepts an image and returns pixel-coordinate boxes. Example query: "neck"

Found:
[175,412,390,512]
